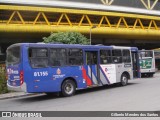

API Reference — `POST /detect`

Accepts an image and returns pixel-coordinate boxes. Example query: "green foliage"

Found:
[43,32,89,44]
[0,66,8,94]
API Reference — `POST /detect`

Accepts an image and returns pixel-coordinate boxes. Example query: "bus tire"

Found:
[61,79,76,97]
[120,74,128,86]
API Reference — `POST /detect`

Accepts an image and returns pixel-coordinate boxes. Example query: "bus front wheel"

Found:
[61,79,76,97]
[120,74,128,86]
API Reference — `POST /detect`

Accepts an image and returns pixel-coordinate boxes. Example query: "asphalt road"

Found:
[0,72,160,120]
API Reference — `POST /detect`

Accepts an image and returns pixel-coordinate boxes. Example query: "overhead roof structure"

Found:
[0,0,160,42]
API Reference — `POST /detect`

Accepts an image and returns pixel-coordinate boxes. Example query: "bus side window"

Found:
[100,50,112,64]
[112,49,122,63]
[68,49,83,65]
[122,50,131,63]
[50,49,67,67]
[29,48,48,68]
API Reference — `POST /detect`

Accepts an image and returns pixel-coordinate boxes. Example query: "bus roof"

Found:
[9,43,138,50]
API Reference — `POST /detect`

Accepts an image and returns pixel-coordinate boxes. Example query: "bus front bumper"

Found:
[141,69,155,74]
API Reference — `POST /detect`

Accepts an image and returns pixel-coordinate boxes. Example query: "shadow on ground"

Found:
[14,82,138,102]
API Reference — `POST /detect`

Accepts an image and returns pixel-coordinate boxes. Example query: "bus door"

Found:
[131,51,139,78]
[84,51,100,86]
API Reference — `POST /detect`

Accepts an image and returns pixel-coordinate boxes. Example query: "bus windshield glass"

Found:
[139,51,153,58]
[6,46,20,65]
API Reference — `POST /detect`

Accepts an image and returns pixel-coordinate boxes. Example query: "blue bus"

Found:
[6,43,140,97]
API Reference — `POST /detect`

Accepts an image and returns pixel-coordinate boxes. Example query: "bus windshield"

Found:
[139,51,153,58]
[6,46,20,65]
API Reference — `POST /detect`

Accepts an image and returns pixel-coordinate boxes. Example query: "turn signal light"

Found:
[20,71,24,85]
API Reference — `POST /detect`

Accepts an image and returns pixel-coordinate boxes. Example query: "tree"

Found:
[43,32,89,44]
[0,65,8,94]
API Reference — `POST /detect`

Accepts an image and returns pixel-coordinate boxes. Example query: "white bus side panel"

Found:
[100,63,133,85]
[115,63,133,81]
[115,64,123,83]
[100,64,117,84]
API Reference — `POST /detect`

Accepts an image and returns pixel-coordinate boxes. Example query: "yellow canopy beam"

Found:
[0,24,160,36]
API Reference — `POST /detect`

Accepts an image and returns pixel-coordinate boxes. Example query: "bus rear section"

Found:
[6,44,27,92]
[139,50,156,77]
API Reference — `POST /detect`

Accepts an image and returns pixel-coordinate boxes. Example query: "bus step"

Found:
[87,84,99,88]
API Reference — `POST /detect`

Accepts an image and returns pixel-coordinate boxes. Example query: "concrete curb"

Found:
[0,92,39,100]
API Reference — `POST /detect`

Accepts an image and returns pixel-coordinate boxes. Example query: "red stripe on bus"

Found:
[82,66,92,86]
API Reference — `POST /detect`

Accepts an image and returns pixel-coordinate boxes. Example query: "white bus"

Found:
[139,50,156,77]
